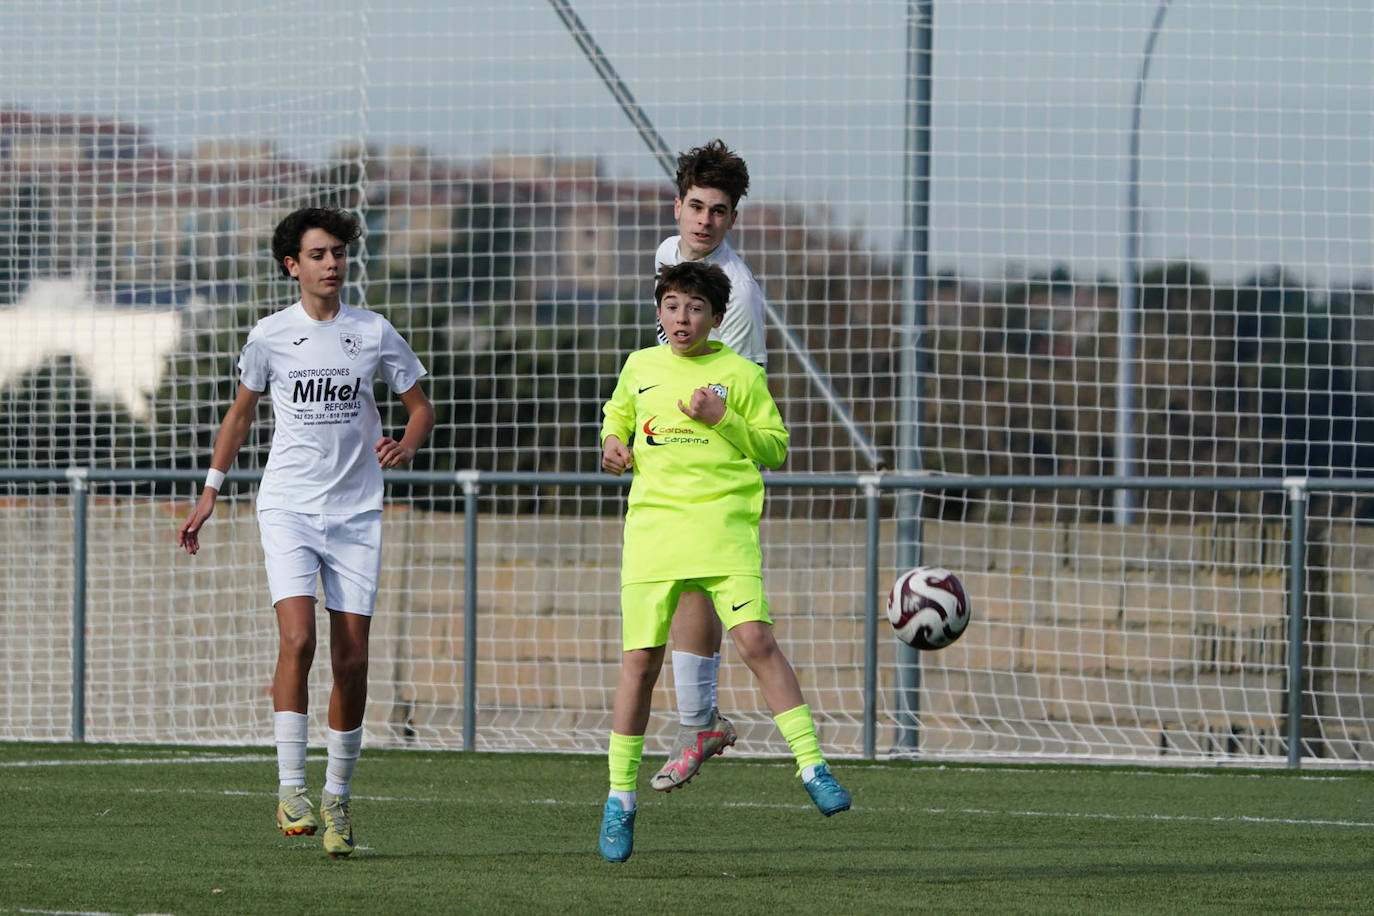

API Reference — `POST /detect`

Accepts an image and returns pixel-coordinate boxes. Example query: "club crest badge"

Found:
[339,333,363,359]
[708,383,728,402]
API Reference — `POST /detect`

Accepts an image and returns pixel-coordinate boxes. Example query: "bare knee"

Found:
[620,646,662,685]
[278,628,316,666]
[275,598,317,667]
[332,645,369,687]
[728,621,781,665]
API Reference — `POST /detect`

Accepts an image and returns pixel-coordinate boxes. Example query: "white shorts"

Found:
[257,508,382,616]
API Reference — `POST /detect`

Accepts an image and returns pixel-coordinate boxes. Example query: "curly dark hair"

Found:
[674,139,750,208]
[271,207,363,278]
[654,260,732,317]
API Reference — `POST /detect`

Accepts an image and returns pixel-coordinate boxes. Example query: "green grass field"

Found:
[2,742,1373,915]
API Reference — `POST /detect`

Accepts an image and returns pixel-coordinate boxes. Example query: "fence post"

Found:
[460,471,480,751]
[861,474,882,759]
[65,467,89,743]
[1284,477,1309,768]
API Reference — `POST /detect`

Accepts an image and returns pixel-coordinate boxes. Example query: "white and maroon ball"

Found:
[887,566,971,650]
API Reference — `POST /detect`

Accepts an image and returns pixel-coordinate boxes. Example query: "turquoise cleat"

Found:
[803,764,851,816]
[598,797,637,862]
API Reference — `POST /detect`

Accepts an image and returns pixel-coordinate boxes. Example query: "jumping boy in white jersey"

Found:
[177,207,435,858]
[597,260,849,863]
[650,139,768,792]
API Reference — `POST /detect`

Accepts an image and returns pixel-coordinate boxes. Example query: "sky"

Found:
[1,0,1370,285]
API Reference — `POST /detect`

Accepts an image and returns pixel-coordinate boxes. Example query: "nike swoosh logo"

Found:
[732,600,752,612]
[293,337,308,345]
[638,385,659,393]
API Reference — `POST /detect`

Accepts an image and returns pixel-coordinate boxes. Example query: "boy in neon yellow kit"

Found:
[597,260,850,862]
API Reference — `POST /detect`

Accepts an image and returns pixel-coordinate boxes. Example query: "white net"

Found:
[1,1,1372,765]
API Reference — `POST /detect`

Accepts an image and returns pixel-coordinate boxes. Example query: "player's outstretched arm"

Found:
[375,382,436,469]
[178,384,260,556]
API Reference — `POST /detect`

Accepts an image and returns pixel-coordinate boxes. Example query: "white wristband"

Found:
[204,468,226,491]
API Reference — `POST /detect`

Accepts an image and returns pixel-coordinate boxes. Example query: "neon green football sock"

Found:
[607,731,645,792]
[773,704,825,774]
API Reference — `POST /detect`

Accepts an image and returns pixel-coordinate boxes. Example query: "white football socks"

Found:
[324,725,363,797]
[672,650,717,727]
[273,710,308,788]
[710,651,721,710]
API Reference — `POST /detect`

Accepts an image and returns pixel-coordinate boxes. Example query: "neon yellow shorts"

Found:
[619,575,772,651]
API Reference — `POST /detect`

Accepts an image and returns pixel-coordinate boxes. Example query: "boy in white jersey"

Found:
[597,261,849,863]
[650,140,768,793]
[177,207,435,858]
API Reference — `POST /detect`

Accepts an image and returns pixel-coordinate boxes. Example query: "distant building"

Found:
[0,109,312,296]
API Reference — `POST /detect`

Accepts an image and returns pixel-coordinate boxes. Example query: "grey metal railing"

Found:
[2,467,1368,767]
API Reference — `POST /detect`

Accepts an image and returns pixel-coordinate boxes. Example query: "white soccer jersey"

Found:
[238,301,427,514]
[655,236,767,367]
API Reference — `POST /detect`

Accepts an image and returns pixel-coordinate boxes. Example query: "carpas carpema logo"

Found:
[641,416,708,446]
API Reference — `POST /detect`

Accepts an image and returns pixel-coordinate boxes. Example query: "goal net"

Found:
[1,0,1372,766]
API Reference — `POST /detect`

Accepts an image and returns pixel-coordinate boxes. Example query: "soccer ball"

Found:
[886,566,971,650]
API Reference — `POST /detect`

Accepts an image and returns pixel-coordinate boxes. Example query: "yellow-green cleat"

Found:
[320,790,356,858]
[275,786,318,837]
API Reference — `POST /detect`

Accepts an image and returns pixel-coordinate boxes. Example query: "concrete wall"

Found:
[2,497,1370,763]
